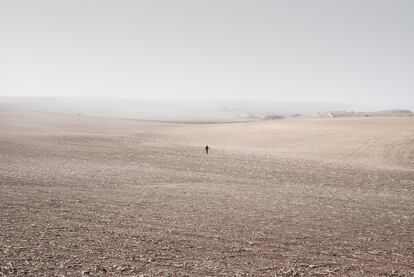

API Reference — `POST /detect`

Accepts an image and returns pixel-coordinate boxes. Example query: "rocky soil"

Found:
[0,109,413,276]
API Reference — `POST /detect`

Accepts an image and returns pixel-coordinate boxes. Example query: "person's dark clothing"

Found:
[205,145,209,154]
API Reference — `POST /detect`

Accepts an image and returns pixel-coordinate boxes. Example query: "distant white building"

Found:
[326,111,357,118]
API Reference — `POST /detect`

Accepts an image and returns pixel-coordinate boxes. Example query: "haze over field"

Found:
[0,96,353,121]
[1,0,414,276]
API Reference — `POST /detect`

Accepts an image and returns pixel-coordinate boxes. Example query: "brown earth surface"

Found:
[0,108,413,276]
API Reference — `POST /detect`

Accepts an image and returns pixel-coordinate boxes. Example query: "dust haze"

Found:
[0,96,373,122]
[1,0,414,275]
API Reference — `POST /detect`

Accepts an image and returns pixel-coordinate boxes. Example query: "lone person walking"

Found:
[205,145,209,154]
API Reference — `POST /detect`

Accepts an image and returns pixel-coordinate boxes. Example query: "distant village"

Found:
[229,108,414,121]
[305,109,414,119]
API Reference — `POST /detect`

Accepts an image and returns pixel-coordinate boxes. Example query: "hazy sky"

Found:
[1,0,413,109]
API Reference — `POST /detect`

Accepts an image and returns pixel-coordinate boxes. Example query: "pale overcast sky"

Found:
[0,0,413,109]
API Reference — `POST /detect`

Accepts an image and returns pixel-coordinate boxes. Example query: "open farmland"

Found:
[0,107,413,276]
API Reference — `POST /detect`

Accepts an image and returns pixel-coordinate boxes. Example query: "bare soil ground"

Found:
[0,108,413,276]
